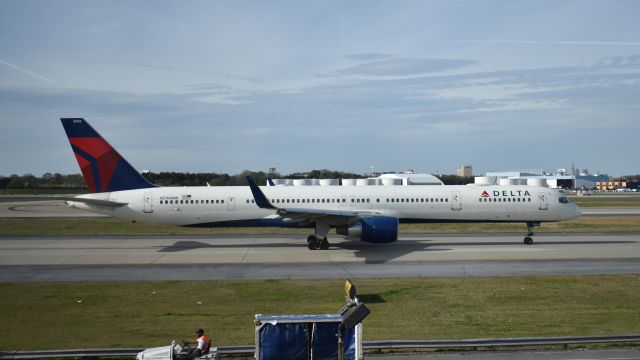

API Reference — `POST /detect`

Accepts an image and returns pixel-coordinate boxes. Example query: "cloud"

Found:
[74,57,174,70]
[345,53,392,61]
[0,59,55,84]
[1,54,639,176]
[337,58,477,77]
[454,40,640,46]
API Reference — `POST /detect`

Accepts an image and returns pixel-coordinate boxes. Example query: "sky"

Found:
[1,0,639,177]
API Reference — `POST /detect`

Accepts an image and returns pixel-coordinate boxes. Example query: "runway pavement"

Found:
[1,197,639,281]
[1,232,639,281]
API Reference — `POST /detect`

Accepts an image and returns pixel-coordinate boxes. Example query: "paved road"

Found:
[370,348,640,360]
[1,233,638,281]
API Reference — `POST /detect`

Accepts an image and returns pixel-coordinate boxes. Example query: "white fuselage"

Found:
[69,184,581,227]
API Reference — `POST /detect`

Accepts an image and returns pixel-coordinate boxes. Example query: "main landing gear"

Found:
[307,223,331,250]
[524,221,540,245]
[307,235,330,250]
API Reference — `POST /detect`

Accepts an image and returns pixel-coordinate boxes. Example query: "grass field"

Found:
[1,276,639,350]
[569,195,640,208]
[1,215,640,236]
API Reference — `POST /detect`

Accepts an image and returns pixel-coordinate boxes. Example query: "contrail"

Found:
[0,59,56,84]
[454,40,640,46]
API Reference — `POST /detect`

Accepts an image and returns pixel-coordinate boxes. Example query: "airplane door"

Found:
[143,192,153,213]
[538,193,548,210]
[451,191,462,211]
[227,197,235,211]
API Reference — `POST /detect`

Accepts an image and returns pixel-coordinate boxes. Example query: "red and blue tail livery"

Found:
[61,118,155,193]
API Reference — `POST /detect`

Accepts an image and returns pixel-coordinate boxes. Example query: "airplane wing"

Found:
[246,176,377,226]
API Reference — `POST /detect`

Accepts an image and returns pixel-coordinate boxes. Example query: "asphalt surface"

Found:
[1,197,639,281]
[370,348,640,360]
[1,233,638,281]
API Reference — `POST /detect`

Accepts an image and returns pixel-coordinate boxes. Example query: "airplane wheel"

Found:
[319,238,330,250]
[307,235,318,250]
[524,236,533,245]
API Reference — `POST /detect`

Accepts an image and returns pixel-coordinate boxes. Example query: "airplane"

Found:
[60,118,582,250]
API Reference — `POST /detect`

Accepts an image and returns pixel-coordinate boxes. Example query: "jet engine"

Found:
[336,216,398,243]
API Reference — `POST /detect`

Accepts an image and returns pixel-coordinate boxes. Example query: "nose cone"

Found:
[574,205,583,218]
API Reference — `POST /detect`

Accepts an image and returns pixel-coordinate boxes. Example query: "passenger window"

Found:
[221,200,224,204]
[246,199,250,204]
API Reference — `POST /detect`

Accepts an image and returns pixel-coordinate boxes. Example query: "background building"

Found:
[457,165,472,177]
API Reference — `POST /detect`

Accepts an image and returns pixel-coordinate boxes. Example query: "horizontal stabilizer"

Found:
[60,196,128,208]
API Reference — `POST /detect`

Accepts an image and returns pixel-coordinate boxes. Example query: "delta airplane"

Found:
[61,118,582,250]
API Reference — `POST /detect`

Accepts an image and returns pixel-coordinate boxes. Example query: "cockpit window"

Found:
[558,197,570,204]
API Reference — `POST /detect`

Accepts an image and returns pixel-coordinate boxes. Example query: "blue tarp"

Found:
[258,323,309,360]
[311,323,355,360]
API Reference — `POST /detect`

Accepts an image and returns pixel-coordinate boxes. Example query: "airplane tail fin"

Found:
[61,118,155,193]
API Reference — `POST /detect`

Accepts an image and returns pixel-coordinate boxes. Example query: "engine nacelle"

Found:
[336,216,398,243]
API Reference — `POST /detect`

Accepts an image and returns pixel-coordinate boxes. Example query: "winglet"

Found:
[246,176,276,209]
[267,177,276,186]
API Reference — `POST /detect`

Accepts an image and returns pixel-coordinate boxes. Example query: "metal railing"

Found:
[2,334,639,359]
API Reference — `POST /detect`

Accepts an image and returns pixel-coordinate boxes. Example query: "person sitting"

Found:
[186,328,210,359]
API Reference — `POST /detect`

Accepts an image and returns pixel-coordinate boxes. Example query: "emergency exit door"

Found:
[227,197,235,211]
